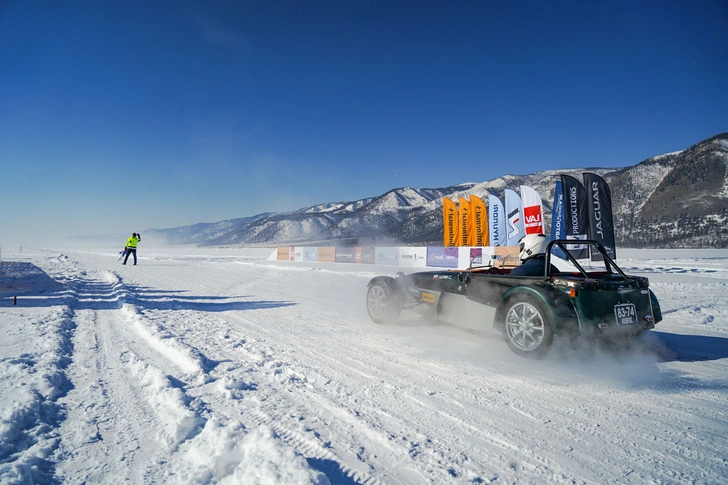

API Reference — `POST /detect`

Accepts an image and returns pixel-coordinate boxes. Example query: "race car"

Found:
[365,240,662,358]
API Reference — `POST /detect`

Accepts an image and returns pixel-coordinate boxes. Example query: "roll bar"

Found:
[545,239,626,279]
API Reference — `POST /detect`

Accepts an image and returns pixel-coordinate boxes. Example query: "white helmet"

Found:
[518,233,549,261]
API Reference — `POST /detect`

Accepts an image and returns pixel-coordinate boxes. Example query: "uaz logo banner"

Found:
[520,185,544,234]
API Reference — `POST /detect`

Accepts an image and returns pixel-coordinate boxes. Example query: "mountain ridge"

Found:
[150,133,728,249]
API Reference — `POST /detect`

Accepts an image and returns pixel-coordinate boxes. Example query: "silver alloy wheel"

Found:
[367,284,388,320]
[505,301,546,352]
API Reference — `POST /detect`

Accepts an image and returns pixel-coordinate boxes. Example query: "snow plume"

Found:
[547,335,664,389]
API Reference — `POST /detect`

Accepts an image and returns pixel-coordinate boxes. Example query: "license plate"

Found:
[614,303,637,326]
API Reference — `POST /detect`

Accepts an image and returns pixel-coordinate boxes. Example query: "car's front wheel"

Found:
[503,296,553,358]
[366,280,401,324]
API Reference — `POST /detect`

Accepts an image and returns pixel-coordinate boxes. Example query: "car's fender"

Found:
[649,289,663,324]
[367,275,400,293]
[495,284,577,333]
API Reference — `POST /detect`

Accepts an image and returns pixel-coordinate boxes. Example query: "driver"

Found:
[509,233,557,277]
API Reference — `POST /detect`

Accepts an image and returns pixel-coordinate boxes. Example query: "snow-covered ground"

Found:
[1,246,727,485]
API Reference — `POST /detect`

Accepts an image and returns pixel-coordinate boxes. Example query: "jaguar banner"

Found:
[583,172,616,260]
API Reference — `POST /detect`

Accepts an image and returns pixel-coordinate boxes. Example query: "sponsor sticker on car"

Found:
[421,292,436,303]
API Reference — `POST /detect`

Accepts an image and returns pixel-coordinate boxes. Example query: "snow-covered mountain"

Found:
[611,133,728,248]
[149,133,728,248]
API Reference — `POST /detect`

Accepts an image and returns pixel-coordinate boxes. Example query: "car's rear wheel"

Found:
[503,296,553,358]
[366,280,401,324]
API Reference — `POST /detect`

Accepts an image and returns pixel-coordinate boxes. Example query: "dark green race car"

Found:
[366,240,662,358]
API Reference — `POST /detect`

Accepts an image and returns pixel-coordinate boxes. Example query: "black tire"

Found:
[502,296,554,358]
[366,280,402,324]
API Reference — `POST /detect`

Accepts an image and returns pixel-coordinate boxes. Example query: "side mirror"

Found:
[458,273,471,284]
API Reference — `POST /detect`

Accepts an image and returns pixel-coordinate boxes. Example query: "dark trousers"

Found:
[123,248,137,265]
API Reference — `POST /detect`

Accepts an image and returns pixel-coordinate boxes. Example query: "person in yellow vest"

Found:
[123,232,141,265]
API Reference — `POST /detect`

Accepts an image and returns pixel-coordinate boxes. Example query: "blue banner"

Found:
[550,181,566,241]
[427,247,459,268]
[560,174,589,259]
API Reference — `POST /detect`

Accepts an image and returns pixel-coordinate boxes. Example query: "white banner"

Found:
[399,247,428,267]
[488,194,505,246]
[458,246,495,269]
[375,247,400,265]
[520,185,544,234]
[504,189,525,246]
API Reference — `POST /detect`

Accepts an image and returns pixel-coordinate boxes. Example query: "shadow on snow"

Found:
[0,263,295,313]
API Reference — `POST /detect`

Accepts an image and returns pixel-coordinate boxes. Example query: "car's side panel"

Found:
[437,292,497,331]
[465,274,525,306]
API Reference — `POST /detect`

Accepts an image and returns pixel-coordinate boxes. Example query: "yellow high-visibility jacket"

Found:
[125,236,140,249]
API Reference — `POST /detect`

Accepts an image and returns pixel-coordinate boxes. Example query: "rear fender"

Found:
[649,289,663,324]
[367,276,400,294]
[495,285,575,334]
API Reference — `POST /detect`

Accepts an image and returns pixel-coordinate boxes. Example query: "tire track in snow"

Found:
[121,263,390,483]
[53,266,212,483]
[73,267,334,483]
[165,312,386,485]
[134,262,510,483]
[177,308,511,484]
[204,299,632,485]
[98,257,624,483]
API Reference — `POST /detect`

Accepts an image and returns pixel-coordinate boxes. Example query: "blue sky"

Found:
[1,1,726,247]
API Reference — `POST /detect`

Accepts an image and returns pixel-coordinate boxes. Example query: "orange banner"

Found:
[442,198,461,247]
[468,195,488,246]
[459,197,470,247]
